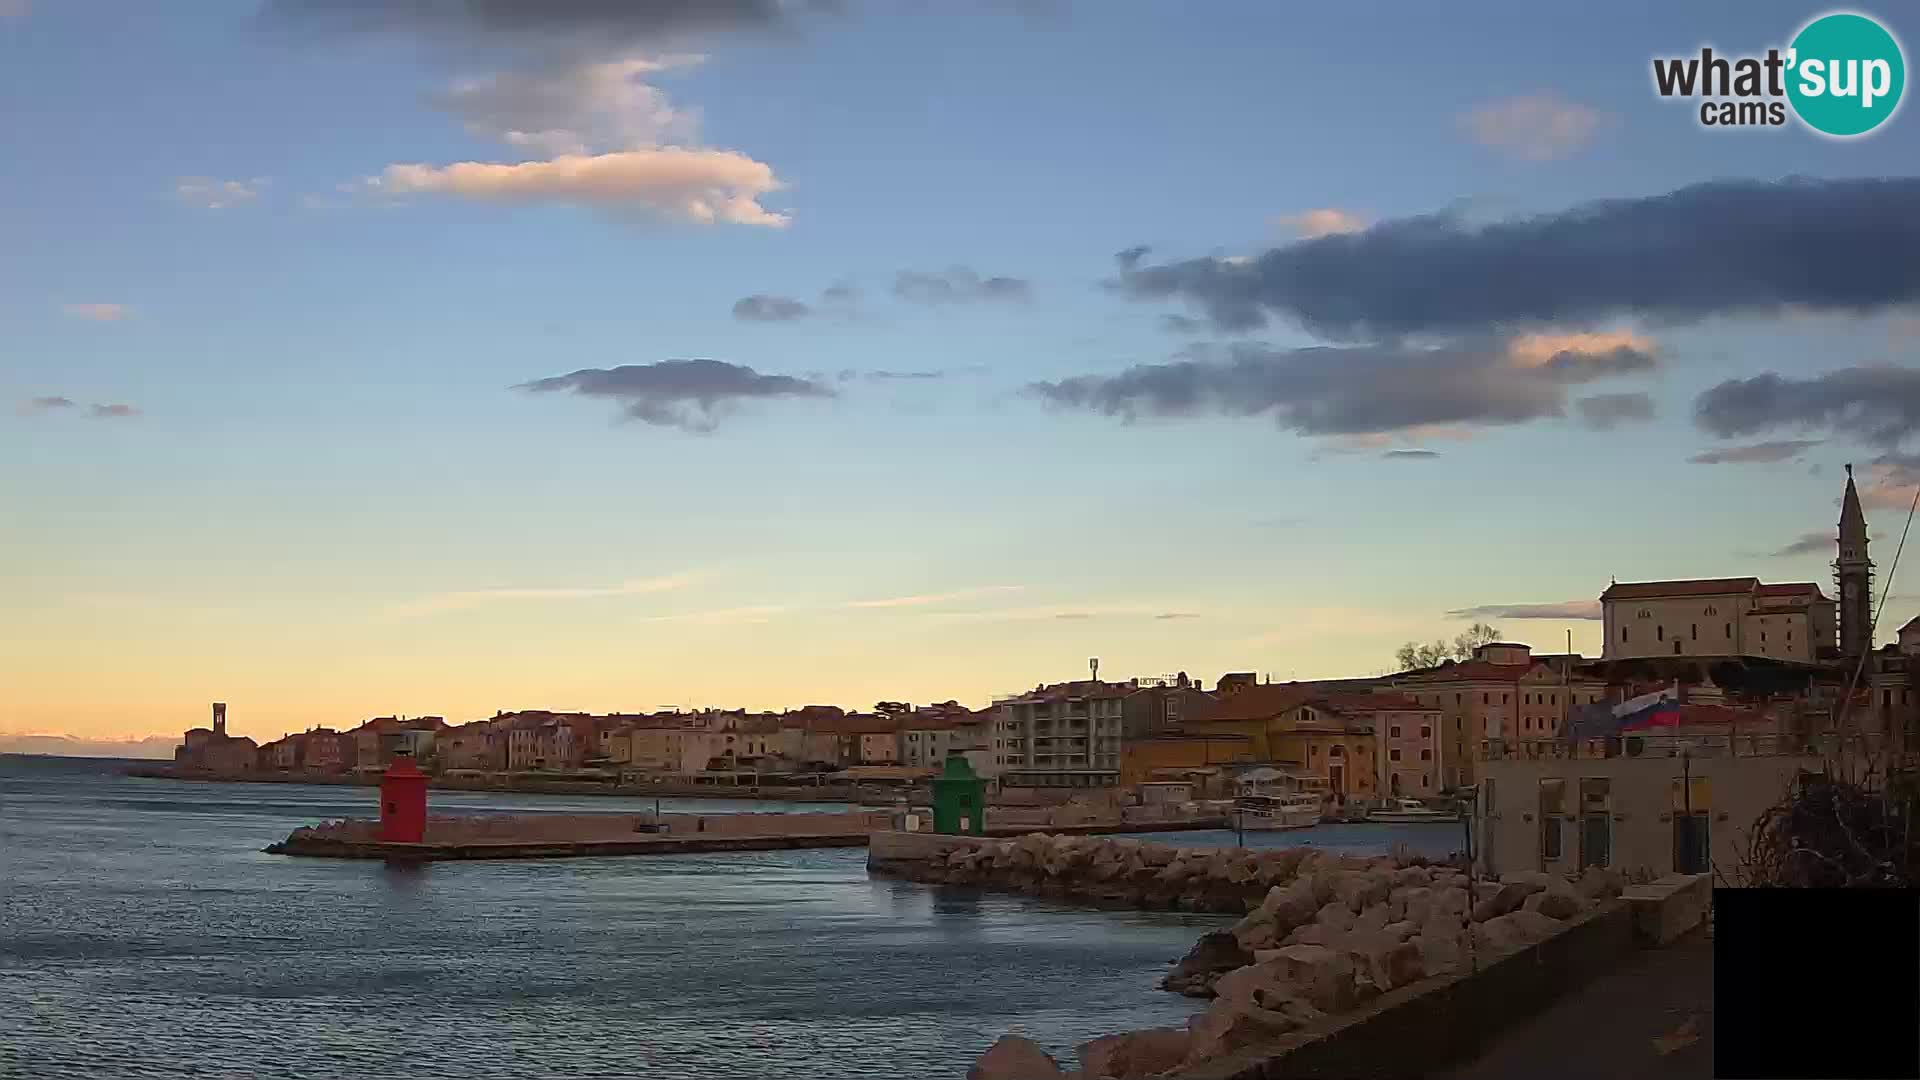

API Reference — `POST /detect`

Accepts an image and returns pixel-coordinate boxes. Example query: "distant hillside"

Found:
[0,733,178,759]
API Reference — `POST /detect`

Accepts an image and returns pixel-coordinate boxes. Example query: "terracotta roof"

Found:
[1129,732,1252,744]
[1601,578,1759,600]
[1313,691,1437,713]
[1399,659,1539,685]
[1902,615,1920,634]
[1193,684,1314,722]
[1664,703,1773,726]
[1755,582,1824,598]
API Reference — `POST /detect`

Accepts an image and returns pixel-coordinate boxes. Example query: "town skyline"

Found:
[7,2,1920,742]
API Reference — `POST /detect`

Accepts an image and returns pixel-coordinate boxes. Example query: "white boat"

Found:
[1367,797,1461,824]
[1232,793,1322,830]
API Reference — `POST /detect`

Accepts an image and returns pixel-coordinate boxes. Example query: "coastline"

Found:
[124,765,878,803]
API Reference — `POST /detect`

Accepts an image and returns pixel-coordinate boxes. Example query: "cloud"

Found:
[1859,454,1920,510]
[17,397,138,418]
[1694,366,1920,449]
[733,294,811,322]
[822,281,859,304]
[1109,177,1920,339]
[1770,531,1833,557]
[62,303,129,322]
[857,369,958,381]
[433,55,704,157]
[369,148,789,226]
[845,585,1026,609]
[1155,612,1201,620]
[1274,208,1367,238]
[516,358,833,431]
[261,0,807,48]
[1383,449,1440,459]
[1025,336,1655,438]
[176,177,266,209]
[640,604,787,626]
[1459,93,1608,161]
[1161,314,1205,334]
[1688,439,1823,465]
[893,267,1032,305]
[1576,392,1654,430]
[1445,600,1602,621]
[390,572,696,617]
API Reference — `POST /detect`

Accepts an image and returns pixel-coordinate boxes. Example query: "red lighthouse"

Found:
[379,754,429,843]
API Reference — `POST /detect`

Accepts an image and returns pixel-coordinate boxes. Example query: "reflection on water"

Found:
[2,756,1228,1079]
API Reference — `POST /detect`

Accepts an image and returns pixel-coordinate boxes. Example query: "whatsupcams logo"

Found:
[1652,11,1905,136]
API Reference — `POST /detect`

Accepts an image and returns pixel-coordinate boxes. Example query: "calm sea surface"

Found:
[0,755,1458,1080]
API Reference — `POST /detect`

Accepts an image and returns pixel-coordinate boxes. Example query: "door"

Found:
[1539,778,1567,870]
[1579,777,1612,868]
[1672,776,1711,874]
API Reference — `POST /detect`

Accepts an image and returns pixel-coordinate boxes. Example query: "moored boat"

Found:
[1232,793,1322,830]
[1366,797,1462,824]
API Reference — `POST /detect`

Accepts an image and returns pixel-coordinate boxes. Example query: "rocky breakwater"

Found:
[874,832,1354,912]
[963,847,1628,1079]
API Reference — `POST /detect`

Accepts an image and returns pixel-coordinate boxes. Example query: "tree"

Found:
[1394,623,1503,671]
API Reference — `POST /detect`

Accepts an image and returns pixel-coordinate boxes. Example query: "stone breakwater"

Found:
[868,833,1631,1079]
[869,831,1407,913]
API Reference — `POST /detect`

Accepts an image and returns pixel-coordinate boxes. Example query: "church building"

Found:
[1598,467,1874,665]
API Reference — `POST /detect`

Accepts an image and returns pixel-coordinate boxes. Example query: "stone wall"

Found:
[870,830,1378,914]
[927,833,1640,1080]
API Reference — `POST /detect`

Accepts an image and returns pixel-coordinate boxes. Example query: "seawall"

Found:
[868,830,1338,914]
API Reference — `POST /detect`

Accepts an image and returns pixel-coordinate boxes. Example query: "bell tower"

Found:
[1837,464,1874,657]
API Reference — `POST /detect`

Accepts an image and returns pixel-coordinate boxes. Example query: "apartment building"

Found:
[993,681,1127,788]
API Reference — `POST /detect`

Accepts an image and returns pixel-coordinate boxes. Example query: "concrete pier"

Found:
[267,811,1232,861]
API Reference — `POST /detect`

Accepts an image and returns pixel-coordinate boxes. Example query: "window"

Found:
[1390,748,1401,761]
[1482,693,1489,705]
[1455,693,1463,705]
[1621,627,1629,643]
[1657,625,1664,641]
[1420,725,1431,739]
[1390,725,1401,738]
[1420,749,1432,760]
[1540,778,1566,861]
[1691,623,1697,640]
[1725,623,1733,639]
[1309,745,1317,757]
[1329,745,1344,758]
[1503,694,1510,704]
[1422,774,1430,789]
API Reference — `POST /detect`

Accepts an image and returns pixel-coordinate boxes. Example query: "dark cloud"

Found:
[259,0,814,47]
[1024,338,1655,437]
[894,267,1032,305]
[824,366,988,383]
[1445,601,1602,621]
[1110,177,1920,339]
[733,294,811,322]
[1577,392,1654,430]
[1383,449,1440,459]
[517,359,832,431]
[821,281,859,304]
[89,404,140,419]
[19,396,76,414]
[1688,439,1824,465]
[1160,313,1205,334]
[1694,366,1920,448]
[1771,531,1833,557]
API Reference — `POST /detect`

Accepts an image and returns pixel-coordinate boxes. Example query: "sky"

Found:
[5,1,1920,744]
